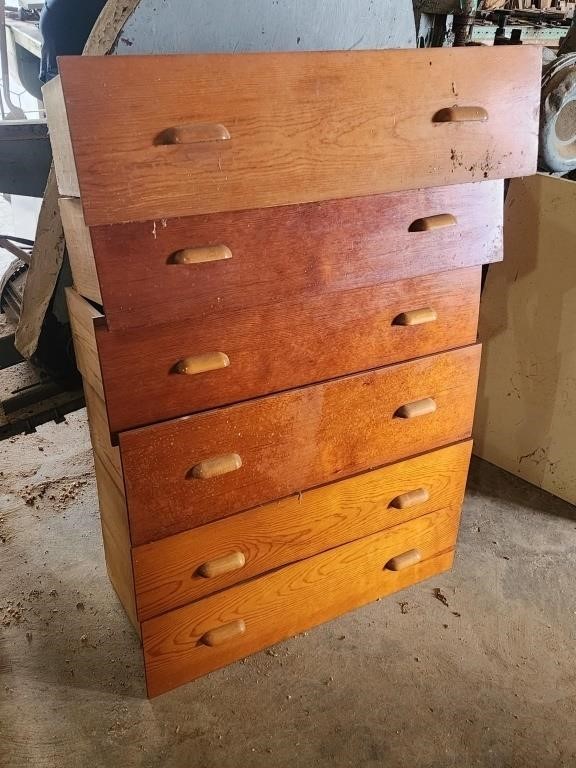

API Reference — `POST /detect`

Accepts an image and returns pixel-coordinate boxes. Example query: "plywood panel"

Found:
[474,174,576,504]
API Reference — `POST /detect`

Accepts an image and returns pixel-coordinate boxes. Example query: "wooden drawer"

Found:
[133,441,471,620]
[121,345,480,545]
[65,182,501,330]
[98,267,481,433]
[46,48,539,226]
[142,506,459,696]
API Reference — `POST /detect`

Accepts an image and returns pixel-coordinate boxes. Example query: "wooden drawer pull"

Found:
[190,453,243,480]
[200,619,246,648]
[393,308,438,327]
[175,352,230,376]
[394,398,437,419]
[198,551,246,579]
[169,245,232,265]
[389,488,430,510]
[385,549,422,572]
[432,106,488,123]
[408,213,457,232]
[155,122,231,145]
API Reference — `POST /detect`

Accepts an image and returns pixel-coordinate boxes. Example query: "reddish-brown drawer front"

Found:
[56,48,539,226]
[90,183,501,330]
[121,345,481,545]
[98,267,480,434]
[142,506,459,697]
[133,441,471,620]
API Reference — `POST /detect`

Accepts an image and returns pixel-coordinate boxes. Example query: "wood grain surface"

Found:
[90,182,502,330]
[98,266,481,433]
[59,198,101,304]
[56,48,540,225]
[133,441,471,620]
[121,345,480,544]
[142,507,459,696]
[82,383,138,631]
[65,287,104,402]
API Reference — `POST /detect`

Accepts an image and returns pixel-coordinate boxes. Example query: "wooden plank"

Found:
[59,198,102,305]
[142,507,459,696]
[92,451,139,633]
[81,382,138,631]
[474,174,576,505]
[82,377,123,494]
[133,440,472,620]
[91,181,503,331]
[41,76,80,198]
[65,287,105,402]
[98,266,482,433]
[121,345,481,545]
[57,48,540,225]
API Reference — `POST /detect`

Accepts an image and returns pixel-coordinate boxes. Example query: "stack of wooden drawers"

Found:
[43,47,540,696]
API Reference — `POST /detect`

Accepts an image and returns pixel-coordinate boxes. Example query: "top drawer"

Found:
[46,47,540,226]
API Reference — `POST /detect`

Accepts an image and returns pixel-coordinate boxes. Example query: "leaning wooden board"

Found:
[47,47,539,696]
[48,48,539,225]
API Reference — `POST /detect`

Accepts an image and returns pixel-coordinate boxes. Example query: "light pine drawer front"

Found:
[55,48,539,226]
[142,506,459,697]
[90,182,501,330]
[121,345,481,545]
[98,267,481,434]
[133,441,471,620]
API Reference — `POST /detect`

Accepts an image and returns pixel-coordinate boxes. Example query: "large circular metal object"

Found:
[539,53,576,174]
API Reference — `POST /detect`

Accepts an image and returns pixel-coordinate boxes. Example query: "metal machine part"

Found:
[540,52,576,173]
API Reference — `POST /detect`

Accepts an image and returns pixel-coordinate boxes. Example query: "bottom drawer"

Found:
[142,506,459,697]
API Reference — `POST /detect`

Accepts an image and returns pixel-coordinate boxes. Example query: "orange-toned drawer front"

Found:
[142,506,459,697]
[90,183,501,331]
[56,48,539,226]
[133,441,471,620]
[121,345,481,545]
[98,267,481,434]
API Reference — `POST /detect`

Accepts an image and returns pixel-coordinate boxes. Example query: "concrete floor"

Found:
[1,408,576,768]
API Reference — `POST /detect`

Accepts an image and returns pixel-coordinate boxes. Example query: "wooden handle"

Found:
[175,352,230,376]
[394,398,437,419]
[200,619,246,648]
[198,551,246,579]
[433,106,488,123]
[389,488,430,510]
[393,308,438,327]
[190,453,242,480]
[155,122,231,145]
[408,213,457,232]
[385,549,422,572]
[169,245,232,265]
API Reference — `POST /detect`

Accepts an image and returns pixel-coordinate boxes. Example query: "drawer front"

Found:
[99,267,481,433]
[134,441,471,620]
[142,506,459,696]
[121,345,481,545]
[55,47,539,226]
[90,182,501,330]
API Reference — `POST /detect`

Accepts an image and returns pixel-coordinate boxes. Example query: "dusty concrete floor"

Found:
[1,408,575,768]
